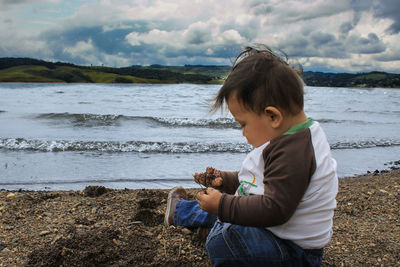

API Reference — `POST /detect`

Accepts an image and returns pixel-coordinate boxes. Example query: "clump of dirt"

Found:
[74,217,95,226]
[27,228,122,267]
[137,198,159,209]
[26,225,181,267]
[194,167,221,187]
[133,209,164,227]
[136,189,168,200]
[83,186,109,197]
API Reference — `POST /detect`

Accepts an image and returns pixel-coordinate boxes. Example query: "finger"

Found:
[196,190,205,200]
[196,197,202,208]
[206,187,214,194]
[193,173,201,183]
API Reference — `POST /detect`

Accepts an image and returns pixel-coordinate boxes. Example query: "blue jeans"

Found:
[174,200,323,267]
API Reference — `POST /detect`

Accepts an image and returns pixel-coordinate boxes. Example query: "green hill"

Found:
[0,58,221,84]
[0,57,399,88]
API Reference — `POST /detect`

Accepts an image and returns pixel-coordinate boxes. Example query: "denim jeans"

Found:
[174,199,323,267]
[174,198,217,228]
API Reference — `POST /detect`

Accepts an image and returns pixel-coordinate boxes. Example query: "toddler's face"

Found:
[227,94,274,147]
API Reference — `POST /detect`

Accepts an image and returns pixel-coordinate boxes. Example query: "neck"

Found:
[279,110,308,135]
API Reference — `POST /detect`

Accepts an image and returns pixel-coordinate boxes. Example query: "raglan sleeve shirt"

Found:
[218,129,317,227]
[219,171,240,194]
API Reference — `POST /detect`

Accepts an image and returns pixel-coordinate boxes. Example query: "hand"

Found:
[193,167,223,188]
[196,187,222,215]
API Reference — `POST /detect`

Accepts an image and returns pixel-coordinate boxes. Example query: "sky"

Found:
[0,0,399,73]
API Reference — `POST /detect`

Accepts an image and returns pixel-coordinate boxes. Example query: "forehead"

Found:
[227,93,246,117]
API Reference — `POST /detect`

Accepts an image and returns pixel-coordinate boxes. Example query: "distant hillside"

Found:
[0,57,399,88]
[0,58,221,84]
[303,71,400,88]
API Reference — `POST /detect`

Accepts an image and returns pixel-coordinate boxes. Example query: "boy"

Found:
[164,46,338,266]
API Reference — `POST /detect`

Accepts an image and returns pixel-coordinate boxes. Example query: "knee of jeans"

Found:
[205,221,234,256]
[205,221,224,246]
[206,222,252,260]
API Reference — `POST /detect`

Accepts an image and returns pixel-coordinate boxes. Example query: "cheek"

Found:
[254,124,270,140]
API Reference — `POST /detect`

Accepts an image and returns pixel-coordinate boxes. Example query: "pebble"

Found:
[6,193,16,199]
[72,202,82,209]
[51,235,63,245]
[1,247,11,253]
[181,228,192,235]
[39,230,51,236]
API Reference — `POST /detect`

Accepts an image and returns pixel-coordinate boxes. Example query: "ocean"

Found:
[1,83,399,190]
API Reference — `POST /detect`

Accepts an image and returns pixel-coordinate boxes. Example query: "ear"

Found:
[264,106,283,128]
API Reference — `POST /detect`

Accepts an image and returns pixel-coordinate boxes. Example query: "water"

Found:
[1,83,399,190]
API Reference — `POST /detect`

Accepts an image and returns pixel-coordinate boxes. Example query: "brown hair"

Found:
[213,45,304,115]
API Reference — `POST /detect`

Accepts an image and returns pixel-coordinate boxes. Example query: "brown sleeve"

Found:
[219,171,239,194]
[218,130,316,227]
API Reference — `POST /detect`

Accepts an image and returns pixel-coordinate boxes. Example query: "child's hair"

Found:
[213,45,304,115]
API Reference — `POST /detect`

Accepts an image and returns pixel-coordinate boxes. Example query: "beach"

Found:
[1,169,399,266]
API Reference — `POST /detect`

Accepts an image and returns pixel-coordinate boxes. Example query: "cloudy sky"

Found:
[0,0,399,73]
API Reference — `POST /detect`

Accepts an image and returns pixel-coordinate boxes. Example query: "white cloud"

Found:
[63,39,95,55]
[62,39,99,64]
[219,29,246,44]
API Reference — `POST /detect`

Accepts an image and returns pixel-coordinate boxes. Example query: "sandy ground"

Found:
[1,169,399,266]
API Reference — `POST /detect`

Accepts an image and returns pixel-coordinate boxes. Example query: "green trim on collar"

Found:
[283,118,314,135]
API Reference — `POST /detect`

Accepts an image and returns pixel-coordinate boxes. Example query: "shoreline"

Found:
[1,81,400,89]
[1,165,399,192]
[1,169,399,266]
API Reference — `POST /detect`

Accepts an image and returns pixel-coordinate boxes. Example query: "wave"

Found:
[315,118,400,125]
[34,112,240,128]
[316,118,371,124]
[155,117,239,128]
[0,138,251,153]
[36,113,125,127]
[330,139,400,150]
[35,112,394,129]
[1,138,400,153]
